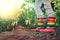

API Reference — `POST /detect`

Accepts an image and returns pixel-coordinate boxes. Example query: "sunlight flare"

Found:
[0,0,24,19]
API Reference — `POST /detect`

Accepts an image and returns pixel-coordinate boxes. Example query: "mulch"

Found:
[0,26,59,40]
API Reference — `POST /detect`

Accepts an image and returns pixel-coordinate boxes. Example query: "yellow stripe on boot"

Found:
[47,22,55,25]
[38,23,43,25]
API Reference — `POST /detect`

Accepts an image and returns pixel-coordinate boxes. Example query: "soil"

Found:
[0,26,59,40]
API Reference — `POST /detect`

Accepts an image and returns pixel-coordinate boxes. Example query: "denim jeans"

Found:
[34,0,54,18]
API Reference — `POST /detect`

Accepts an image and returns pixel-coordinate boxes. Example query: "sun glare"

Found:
[0,0,24,19]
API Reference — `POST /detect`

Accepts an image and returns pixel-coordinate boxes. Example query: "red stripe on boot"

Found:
[38,18,46,20]
[48,17,55,19]
[48,19,54,21]
[48,20,55,22]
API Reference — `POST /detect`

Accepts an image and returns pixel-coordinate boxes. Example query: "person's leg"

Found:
[34,0,46,31]
[43,0,55,32]
[44,0,54,17]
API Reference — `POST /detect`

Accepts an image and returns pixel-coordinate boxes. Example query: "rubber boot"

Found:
[42,16,55,32]
[35,18,46,32]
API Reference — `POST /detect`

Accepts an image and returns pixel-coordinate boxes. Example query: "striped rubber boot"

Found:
[35,18,46,32]
[43,16,55,32]
[47,17,55,28]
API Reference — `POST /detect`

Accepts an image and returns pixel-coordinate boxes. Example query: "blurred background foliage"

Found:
[52,0,60,35]
[0,0,60,33]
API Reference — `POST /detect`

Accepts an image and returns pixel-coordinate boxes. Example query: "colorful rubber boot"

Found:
[43,16,55,32]
[35,18,46,32]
